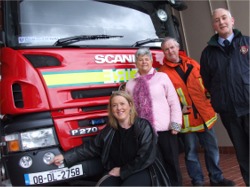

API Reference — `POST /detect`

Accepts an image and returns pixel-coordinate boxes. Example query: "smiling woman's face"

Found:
[136,54,153,75]
[111,95,131,124]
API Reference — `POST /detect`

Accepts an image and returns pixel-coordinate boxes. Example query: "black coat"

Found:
[200,29,249,117]
[62,117,171,186]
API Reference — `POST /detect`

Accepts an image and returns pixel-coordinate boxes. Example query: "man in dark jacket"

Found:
[200,8,249,186]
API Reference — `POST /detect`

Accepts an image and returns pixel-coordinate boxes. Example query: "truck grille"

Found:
[12,83,24,108]
[82,105,107,112]
[71,87,118,99]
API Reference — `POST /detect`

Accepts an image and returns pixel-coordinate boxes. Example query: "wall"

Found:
[173,0,249,147]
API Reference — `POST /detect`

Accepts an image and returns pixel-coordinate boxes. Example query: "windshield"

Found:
[8,0,168,47]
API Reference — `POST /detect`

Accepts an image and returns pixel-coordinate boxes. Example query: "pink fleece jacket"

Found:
[126,68,182,132]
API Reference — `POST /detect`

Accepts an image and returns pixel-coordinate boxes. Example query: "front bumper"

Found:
[2,147,103,186]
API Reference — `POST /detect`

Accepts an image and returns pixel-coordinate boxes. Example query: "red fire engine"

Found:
[0,0,187,185]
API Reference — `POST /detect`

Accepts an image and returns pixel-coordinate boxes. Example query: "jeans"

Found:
[181,126,223,185]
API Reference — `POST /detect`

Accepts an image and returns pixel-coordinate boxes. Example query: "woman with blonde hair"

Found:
[51,91,170,186]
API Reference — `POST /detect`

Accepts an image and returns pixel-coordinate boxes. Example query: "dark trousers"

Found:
[220,113,249,186]
[158,130,182,186]
[98,169,151,186]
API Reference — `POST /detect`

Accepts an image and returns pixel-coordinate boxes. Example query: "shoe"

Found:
[210,178,236,186]
[193,181,204,186]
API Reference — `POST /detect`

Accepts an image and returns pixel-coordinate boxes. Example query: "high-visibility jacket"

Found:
[159,55,217,133]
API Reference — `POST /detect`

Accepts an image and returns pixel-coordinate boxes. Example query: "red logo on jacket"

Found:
[240,45,248,54]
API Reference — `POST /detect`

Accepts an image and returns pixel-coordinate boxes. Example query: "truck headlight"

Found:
[5,128,57,152]
[21,128,56,150]
[157,9,168,22]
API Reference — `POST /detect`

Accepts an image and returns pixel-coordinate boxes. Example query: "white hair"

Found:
[212,8,232,18]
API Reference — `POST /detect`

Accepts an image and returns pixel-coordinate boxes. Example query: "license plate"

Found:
[24,164,83,185]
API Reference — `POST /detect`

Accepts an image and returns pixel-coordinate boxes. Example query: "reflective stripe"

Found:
[177,87,217,133]
[183,114,189,129]
[177,88,190,131]
[181,114,217,133]
[176,88,188,105]
[181,124,205,133]
[204,113,217,128]
[42,68,137,88]
[198,78,205,91]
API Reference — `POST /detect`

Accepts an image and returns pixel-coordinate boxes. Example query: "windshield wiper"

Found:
[53,34,123,46]
[131,38,164,47]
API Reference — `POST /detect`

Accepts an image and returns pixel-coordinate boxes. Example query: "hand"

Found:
[171,129,179,135]
[50,154,64,166]
[109,167,120,177]
[182,105,191,114]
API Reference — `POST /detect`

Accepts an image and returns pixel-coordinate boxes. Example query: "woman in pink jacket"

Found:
[126,47,183,186]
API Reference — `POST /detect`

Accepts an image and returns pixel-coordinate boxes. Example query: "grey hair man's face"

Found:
[162,39,180,63]
[212,8,234,38]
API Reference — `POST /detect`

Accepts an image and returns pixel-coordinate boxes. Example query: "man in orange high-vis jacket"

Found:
[159,37,235,186]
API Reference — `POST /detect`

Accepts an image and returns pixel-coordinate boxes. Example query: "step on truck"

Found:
[0,0,187,186]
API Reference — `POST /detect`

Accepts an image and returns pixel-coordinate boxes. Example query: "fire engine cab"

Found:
[0,0,187,185]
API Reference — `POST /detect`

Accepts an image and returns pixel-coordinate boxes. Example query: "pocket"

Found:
[234,54,249,104]
[210,83,226,112]
[243,84,249,104]
[240,65,249,85]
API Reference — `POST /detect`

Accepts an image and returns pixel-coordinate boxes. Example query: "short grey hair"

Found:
[135,47,153,61]
[161,37,180,49]
[212,8,232,18]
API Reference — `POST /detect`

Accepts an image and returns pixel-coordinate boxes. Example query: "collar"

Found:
[163,56,185,68]
[218,33,234,46]
[208,29,241,47]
